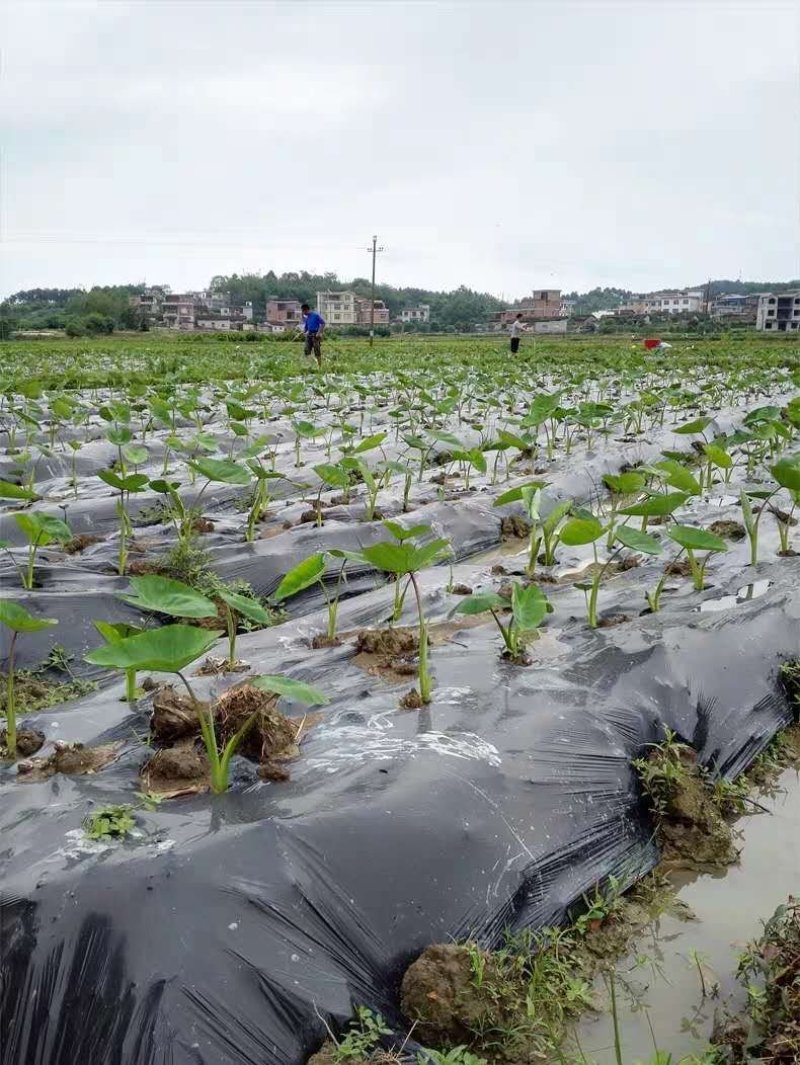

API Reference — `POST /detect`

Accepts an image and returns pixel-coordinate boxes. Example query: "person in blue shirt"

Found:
[301,304,325,367]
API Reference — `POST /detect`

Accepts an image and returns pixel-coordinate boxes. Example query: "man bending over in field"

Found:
[301,303,325,368]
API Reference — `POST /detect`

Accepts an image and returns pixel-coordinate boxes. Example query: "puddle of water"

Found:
[698,579,771,613]
[574,769,800,1062]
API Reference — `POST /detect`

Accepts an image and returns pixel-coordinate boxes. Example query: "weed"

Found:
[83,804,136,840]
[333,1007,393,1063]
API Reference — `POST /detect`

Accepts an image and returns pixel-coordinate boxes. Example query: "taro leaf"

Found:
[360,537,450,575]
[251,674,329,706]
[674,416,713,435]
[522,393,561,427]
[148,478,181,495]
[542,499,572,534]
[122,444,149,466]
[347,431,387,455]
[293,420,320,438]
[85,624,222,673]
[429,429,463,449]
[97,470,149,493]
[653,459,701,495]
[107,427,133,446]
[451,592,507,616]
[614,526,662,555]
[619,492,689,518]
[771,456,800,493]
[668,525,728,553]
[313,463,351,490]
[497,429,531,452]
[0,480,39,501]
[704,443,733,470]
[273,553,326,601]
[603,472,646,496]
[14,512,71,544]
[328,547,368,565]
[217,588,272,626]
[511,583,551,632]
[493,481,547,508]
[0,600,58,633]
[453,448,487,474]
[118,575,218,618]
[95,620,144,643]
[382,520,431,541]
[559,516,604,546]
[188,458,251,485]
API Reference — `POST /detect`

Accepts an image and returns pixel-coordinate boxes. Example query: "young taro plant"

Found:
[645,525,728,609]
[451,582,552,662]
[97,468,149,575]
[741,455,800,563]
[94,621,145,701]
[3,512,72,590]
[272,550,351,645]
[493,482,570,574]
[1,600,58,759]
[359,529,451,704]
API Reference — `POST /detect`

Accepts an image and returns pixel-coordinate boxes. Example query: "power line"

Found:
[365,234,385,347]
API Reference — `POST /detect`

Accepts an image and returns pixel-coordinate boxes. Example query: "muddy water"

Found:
[574,769,800,1062]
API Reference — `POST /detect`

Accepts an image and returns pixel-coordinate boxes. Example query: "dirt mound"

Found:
[500,515,530,540]
[400,943,499,1044]
[62,533,102,554]
[17,742,120,779]
[142,741,210,794]
[0,728,44,758]
[710,519,746,541]
[354,628,418,657]
[151,685,201,742]
[214,684,298,763]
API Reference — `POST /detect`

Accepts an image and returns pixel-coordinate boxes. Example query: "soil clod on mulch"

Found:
[191,516,215,534]
[151,685,202,741]
[196,655,250,675]
[141,740,210,795]
[62,533,103,554]
[449,583,473,596]
[500,515,531,540]
[214,684,299,764]
[355,628,418,658]
[17,741,121,780]
[311,634,342,649]
[664,558,693,577]
[597,613,632,628]
[709,519,746,541]
[399,688,425,709]
[0,728,45,758]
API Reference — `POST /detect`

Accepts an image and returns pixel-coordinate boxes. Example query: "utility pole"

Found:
[366,234,384,346]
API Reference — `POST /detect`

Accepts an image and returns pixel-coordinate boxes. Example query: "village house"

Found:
[266,298,302,326]
[756,291,800,332]
[356,298,390,326]
[400,304,431,323]
[316,290,359,325]
[495,288,564,328]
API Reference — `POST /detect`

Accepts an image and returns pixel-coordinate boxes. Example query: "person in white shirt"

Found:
[509,313,526,354]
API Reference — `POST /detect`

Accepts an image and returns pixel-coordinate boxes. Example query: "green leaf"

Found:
[382,520,431,541]
[511,583,550,632]
[771,456,800,493]
[0,480,39,502]
[0,600,58,633]
[668,525,728,553]
[250,674,329,705]
[497,429,531,452]
[118,575,218,618]
[740,490,756,538]
[188,458,252,485]
[559,516,603,546]
[603,472,646,496]
[451,592,507,616]
[107,427,133,445]
[347,431,387,455]
[361,537,450,575]
[313,463,351,490]
[148,478,181,495]
[614,526,662,555]
[97,469,149,492]
[620,492,689,517]
[94,620,143,643]
[272,552,326,601]
[652,459,701,495]
[217,588,272,626]
[122,444,149,466]
[14,512,71,545]
[541,499,572,535]
[674,416,713,435]
[703,443,732,470]
[85,624,222,673]
[328,547,367,564]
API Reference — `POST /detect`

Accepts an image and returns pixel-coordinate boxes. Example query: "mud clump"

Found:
[429,471,447,486]
[142,741,209,793]
[151,685,200,742]
[214,684,298,764]
[62,533,102,554]
[258,762,291,783]
[709,519,746,541]
[52,742,117,775]
[399,688,425,709]
[191,516,215,534]
[449,583,473,596]
[500,515,531,540]
[310,634,342,649]
[597,613,631,629]
[126,558,166,577]
[664,558,692,577]
[355,628,418,658]
[401,943,502,1044]
[0,728,44,758]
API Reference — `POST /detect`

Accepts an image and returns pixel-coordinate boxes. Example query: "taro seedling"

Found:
[0,600,58,759]
[97,468,149,575]
[666,525,728,592]
[94,621,145,701]
[3,512,72,589]
[359,529,451,704]
[216,588,273,670]
[742,455,800,562]
[272,551,350,644]
[452,582,552,662]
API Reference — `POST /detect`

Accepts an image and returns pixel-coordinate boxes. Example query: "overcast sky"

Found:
[2,0,799,299]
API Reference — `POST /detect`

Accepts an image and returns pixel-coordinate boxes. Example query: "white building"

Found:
[316,290,358,325]
[756,291,800,332]
[400,304,431,323]
[640,290,705,314]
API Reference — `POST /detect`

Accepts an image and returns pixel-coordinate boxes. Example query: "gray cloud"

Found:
[2,0,799,297]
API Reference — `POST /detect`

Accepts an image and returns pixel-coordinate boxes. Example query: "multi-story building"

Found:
[134,285,170,322]
[496,288,563,327]
[400,304,431,323]
[756,291,800,332]
[163,294,203,330]
[266,298,302,326]
[710,293,759,320]
[356,298,390,326]
[638,290,705,314]
[316,290,358,325]
[559,297,576,318]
